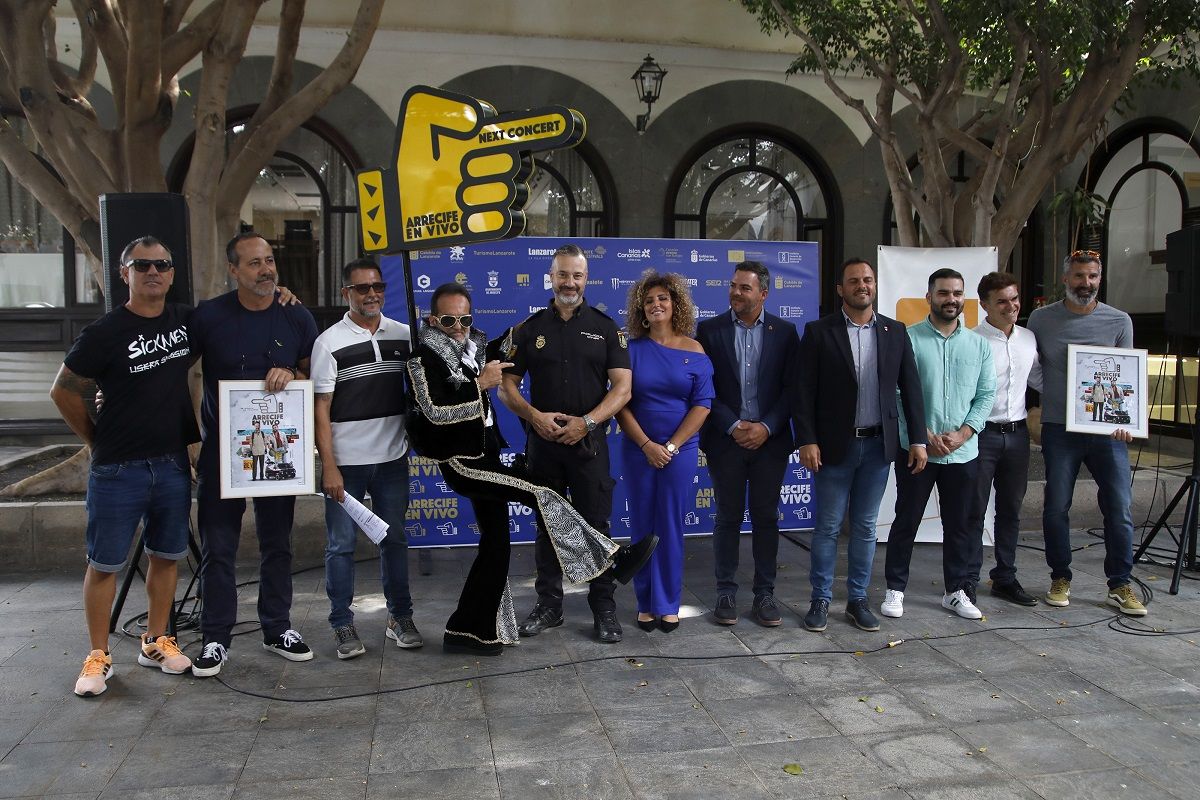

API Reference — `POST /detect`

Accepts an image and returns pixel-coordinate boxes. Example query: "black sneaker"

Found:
[753,594,782,627]
[263,629,313,662]
[803,599,829,632]
[713,595,737,625]
[191,641,228,678]
[517,604,563,637]
[991,580,1038,607]
[845,598,881,631]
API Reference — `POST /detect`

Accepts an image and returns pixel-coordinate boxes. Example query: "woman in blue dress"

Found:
[616,271,714,632]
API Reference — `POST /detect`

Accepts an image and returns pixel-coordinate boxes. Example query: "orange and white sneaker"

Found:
[138,635,192,674]
[74,649,113,697]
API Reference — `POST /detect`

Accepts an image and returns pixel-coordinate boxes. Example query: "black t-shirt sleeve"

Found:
[63,319,111,380]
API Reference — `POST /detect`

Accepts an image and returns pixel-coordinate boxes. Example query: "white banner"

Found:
[875,245,998,544]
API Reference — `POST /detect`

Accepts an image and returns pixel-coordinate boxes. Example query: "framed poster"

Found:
[1065,345,1149,438]
[218,380,315,498]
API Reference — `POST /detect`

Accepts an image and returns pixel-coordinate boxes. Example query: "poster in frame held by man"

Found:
[217,379,316,498]
[1065,344,1149,438]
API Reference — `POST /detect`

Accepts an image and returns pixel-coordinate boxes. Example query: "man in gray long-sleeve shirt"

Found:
[1027,249,1146,616]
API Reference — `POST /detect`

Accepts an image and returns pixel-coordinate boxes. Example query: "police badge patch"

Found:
[617,330,628,349]
[535,335,547,350]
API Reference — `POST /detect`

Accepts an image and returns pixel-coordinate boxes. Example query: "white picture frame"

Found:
[217,379,315,498]
[1065,344,1149,438]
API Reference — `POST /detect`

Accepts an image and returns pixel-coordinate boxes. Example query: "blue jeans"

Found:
[1041,423,1134,588]
[324,455,412,628]
[85,451,191,572]
[810,436,890,602]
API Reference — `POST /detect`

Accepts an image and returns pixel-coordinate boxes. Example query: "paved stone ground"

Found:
[2,530,1200,800]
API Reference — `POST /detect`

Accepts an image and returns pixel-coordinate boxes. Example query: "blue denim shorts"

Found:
[85,451,192,572]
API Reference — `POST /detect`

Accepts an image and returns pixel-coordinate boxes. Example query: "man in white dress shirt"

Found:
[966,272,1042,606]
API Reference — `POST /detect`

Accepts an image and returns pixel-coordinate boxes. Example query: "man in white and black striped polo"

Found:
[311,257,421,658]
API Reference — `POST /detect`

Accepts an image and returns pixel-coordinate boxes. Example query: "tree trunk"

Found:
[0,446,89,498]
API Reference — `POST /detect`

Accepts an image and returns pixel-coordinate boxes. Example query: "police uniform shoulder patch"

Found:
[617,330,628,349]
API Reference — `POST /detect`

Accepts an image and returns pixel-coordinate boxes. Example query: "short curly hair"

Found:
[625,270,697,338]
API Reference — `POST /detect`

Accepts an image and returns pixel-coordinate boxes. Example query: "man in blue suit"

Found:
[794,258,927,632]
[697,261,799,627]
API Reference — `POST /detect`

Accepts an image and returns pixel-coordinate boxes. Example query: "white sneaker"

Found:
[942,590,983,620]
[880,589,904,618]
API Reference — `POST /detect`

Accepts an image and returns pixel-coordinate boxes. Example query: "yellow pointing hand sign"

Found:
[357,86,586,252]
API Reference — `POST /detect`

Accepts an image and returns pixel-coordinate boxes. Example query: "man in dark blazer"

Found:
[795,258,927,632]
[697,261,799,627]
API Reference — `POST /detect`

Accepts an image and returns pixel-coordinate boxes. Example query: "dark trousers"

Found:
[439,447,516,644]
[197,461,295,647]
[709,441,790,600]
[526,435,616,614]
[966,426,1030,586]
[885,455,978,595]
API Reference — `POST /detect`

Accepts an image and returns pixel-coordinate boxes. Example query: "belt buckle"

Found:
[855,426,875,438]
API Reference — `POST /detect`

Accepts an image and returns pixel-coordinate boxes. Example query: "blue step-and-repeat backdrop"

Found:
[380,236,819,547]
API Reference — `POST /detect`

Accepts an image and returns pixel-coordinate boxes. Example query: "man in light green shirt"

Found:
[881,268,995,622]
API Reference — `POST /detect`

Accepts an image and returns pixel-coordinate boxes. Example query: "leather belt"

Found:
[854,425,882,438]
[985,420,1026,434]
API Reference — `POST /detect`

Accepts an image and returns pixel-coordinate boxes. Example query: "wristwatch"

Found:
[583,415,598,432]
[665,441,678,455]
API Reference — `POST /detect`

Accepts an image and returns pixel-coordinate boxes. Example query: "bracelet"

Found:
[282,365,297,377]
[639,439,652,450]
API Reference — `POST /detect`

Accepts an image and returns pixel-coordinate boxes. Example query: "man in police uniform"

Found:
[499,243,633,643]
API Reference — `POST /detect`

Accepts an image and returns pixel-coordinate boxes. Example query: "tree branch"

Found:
[69,0,128,113]
[162,0,228,80]
[228,0,304,166]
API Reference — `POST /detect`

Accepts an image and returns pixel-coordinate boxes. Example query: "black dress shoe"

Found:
[991,580,1038,607]
[658,617,679,633]
[845,598,880,631]
[612,534,660,584]
[442,632,503,656]
[517,604,563,637]
[594,610,622,643]
[636,617,657,632]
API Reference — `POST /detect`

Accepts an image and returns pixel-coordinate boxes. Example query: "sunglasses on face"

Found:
[436,314,473,328]
[124,259,174,272]
[344,282,387,295]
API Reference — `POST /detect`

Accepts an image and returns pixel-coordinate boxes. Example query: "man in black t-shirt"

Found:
[499,244,633,643]
[52,236,198,697]
[188,232,319,677]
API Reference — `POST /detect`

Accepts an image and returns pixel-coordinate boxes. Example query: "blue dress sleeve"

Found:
[689,356,716,409]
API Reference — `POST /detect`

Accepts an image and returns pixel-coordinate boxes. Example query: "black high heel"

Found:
[636,616,657,632]
[658,617,679,633]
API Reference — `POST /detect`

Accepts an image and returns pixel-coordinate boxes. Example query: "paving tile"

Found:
[480,668,591,717]
[241,725,373,782]
[891,678,1032,725]
[107,731,256,790]
[145,689,271,736]
[231,776,367,799]
[738,735,895,799]
[598,701,728,754]
[1077,663,1200,709]
[24,693,167,743]
[811,689,938,736]
[617,747,771,800]
[704,694,839,746]
[859,640,976,684]
[1145,704,1200,740]
[579,666,695,709]
[0,736,136,798]
[928,631,1069,676]
[1131,764,1200,800]
[771,651,892,696]
[496,754,634,799]
[373,680,485,722]
[852,730,1008,788]
[257,691,378,731]
[366,766,499,800]
[954,718,1120,776]
[368,718,493,774]
[987,669,1136,716]
[911,781,1043,799]
[1022,766,1187,800]
[489,710,610,766]
[98,786,235,800]
[1050,711,1197,767]
[673,659,796,702]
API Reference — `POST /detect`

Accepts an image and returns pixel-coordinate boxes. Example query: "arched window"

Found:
[1080,120,1200,429]
[522,143,614,237]
[669,131,838,307]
